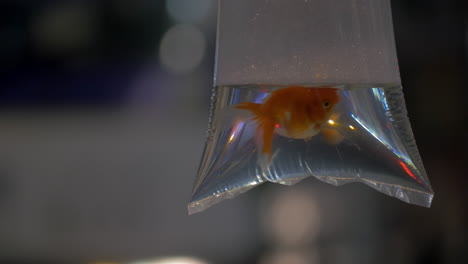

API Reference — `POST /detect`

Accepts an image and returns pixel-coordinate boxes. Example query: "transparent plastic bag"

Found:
[188,0,433,214]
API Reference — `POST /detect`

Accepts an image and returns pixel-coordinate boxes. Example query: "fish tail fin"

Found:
[258,118,275,160]
[235,102,275,160]
[235,102,262,116]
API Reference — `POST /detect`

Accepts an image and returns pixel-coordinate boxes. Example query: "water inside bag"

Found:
[189,85,433,214]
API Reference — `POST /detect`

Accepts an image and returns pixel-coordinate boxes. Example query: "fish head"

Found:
[305,87,340,123]
[276,87,340,139]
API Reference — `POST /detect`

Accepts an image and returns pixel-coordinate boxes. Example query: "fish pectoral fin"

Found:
[321,128,344,145]
[329,112,341,121]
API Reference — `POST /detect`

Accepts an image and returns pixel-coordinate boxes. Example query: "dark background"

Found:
[0,1,466,264]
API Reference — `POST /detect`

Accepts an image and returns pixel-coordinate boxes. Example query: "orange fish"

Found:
[235,86,340,159]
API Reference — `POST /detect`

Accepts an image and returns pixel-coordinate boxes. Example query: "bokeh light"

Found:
[159,24,206,74]
[31,2,96,55]
[166,0,213,24]
[132,257,209,264]
[262,188,321,247]
[259,249,318,264]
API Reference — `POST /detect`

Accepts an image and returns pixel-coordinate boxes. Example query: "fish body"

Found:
[235,86,340,158]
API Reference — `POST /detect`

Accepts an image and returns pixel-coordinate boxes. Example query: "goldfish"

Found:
[235,86,341,159]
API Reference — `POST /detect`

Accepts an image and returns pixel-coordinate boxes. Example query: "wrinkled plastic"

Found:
[189,0,433,214]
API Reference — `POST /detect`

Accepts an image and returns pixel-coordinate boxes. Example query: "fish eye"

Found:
[323,100,330,108]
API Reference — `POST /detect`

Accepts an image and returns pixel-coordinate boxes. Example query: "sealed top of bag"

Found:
[215,0,401,86]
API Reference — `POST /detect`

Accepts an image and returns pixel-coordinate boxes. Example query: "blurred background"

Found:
[0,0,466,264]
